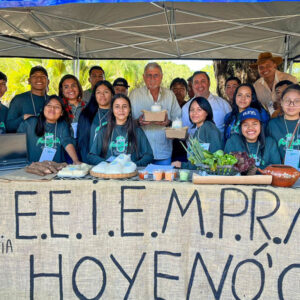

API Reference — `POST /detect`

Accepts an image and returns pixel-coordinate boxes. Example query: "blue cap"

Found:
[239,108,261,122]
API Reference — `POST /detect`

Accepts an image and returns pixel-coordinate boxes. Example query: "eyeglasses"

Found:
[282,99,300,107]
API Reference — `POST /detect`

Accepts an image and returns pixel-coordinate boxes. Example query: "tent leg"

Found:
[73,36,81,78]
[283,35,290,72]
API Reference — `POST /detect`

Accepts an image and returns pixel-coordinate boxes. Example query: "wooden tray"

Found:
[90,170,138,179]
[193,174,272,185]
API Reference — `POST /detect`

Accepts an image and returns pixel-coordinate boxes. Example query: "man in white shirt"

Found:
[182,71,231,135]
[130,62,181,164]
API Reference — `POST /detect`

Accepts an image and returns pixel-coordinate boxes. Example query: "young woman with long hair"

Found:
[267,84,300,164]
[77,80,115,163]
[172,96,223,169]
[87,94,153,166]
[17,95,80,164]
[224,83,269,142]
[58,74,85,138]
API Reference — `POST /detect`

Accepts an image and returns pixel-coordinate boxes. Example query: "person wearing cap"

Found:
[113,78,129,96]
[266,84,300,165]
[6,66,49,132]
[0,71,8,134]
[82,66,105,103]
[251,52,297,115]
[224,107,280,169]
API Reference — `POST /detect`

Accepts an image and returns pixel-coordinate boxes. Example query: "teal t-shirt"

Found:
[17,117,74,163]
[89,108,109,149]
[266,116,300,162]
[0,102,8,134]
[224,134,281,169]
[88,124,153,166]
[7,91,47,132]
[182,121,223,169]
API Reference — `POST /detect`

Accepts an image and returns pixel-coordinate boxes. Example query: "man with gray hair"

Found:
[130,62,181,165]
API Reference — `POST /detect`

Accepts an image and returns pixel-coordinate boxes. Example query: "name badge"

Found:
[39,147,57,162]
[200,143,210,151]
[284,149,300,170]
[72,122,78,138]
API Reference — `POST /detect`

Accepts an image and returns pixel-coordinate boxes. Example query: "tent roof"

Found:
[0,1,299,60]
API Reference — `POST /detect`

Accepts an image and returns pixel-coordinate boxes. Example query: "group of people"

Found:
[0,51,299,171]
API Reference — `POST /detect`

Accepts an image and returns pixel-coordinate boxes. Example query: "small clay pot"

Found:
[257,165,300,187]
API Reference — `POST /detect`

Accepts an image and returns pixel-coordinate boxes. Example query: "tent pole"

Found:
[288,60,294,74]
[73,36,81,79]
[283,35,290,72]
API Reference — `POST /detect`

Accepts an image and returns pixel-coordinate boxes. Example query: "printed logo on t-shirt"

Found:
[249,154,264,167]
[109,135,128,155]
[278,133,300,149]
[37,133,60,148]
[231,120,240,134]
[0,122,5,133]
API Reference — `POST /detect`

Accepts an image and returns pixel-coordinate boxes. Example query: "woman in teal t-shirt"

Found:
[18,95,80,164]
[225,107,280,169]
[88,94,153,166]
[267,84,300,165]
[172,96,223,169]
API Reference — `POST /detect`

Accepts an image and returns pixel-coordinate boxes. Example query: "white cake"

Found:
[58,163,91,177]
[91,161,108,174]
[172,119,183,128]
[106,161,123,174]
[122,161,137,174]
[151,103,162,112]
[114,154,131,166]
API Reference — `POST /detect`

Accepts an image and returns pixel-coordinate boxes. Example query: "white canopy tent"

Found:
[0,1,299,73]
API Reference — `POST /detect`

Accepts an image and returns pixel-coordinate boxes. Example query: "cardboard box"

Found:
[142,110,167,122]
[165,127,188,139]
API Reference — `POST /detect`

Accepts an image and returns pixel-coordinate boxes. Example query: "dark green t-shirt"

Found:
[0,103,8,134]
[182,121,223,169]
[89,108,109,149]
[88,124,153,166]
[17,117,74,163]
[224,134,281,169]
[7,91,47,132]
[266,116,300,162]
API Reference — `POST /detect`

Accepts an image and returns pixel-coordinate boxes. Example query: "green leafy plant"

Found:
[181,138,238,173]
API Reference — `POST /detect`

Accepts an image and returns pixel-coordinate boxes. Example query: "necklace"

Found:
[30,92,47,116]
[283,117,300,149]
[44,122,57,148]
[98,109,108,127]
[246,140,260,157]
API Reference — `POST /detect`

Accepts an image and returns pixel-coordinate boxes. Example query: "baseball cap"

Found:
[113,78,129,88]
[239,108,262,122]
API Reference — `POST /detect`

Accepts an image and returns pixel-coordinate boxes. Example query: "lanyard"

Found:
[30,92,47,116]
[98,110,108,127]
[283,117,300,149]
[45,122,57,148]
[246,141,260,158]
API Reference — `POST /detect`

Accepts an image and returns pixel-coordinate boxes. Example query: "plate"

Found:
[90,170,138,179]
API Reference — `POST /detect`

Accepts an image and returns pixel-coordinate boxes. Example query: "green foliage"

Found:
[0,58,218,104]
